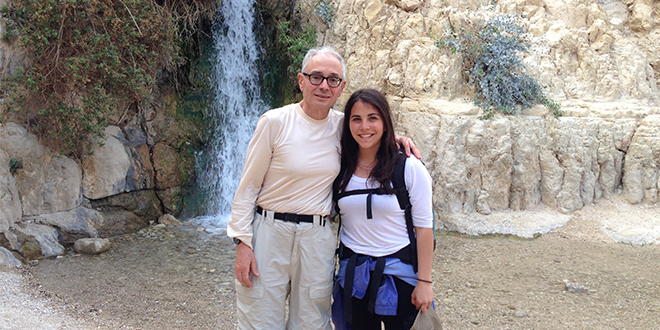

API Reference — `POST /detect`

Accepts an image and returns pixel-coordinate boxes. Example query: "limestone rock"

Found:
[157,187,183,215]
[0,122,46,160]
[125,144,155,192]
[397,115,637,220]
[152,142,181,190]
[440,208,571,238]
[15,154,82,217]
[158,214,182,226]
[95,210,149,238]
[0,149,22,233]
[0,231,20,253]
[0,246,21,267]
[73,238,111,255]
[82,126,132,199]
[90,190,163,223]
[386,0,424,11]
[0,123,82,216]
[623,115,660,204]
[327,0,659,103]
[25,207,102,244]
[132,143,155,189]
[629,3,653,32]
[10,223,64,260]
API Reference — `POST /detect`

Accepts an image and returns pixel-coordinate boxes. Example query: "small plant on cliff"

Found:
[435,14,562,119]
[0,0,181,156]
[314,0,335,27]
[9,157,23,174]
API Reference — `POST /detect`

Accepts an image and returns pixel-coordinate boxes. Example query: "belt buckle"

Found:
[284,213,300,223]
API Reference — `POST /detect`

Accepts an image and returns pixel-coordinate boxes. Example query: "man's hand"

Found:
[235,241,259,287]
[395,135,421,159]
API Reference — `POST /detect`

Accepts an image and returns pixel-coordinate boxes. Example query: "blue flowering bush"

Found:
[436,14,562,119]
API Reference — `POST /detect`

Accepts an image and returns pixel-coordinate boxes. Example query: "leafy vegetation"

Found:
[435,14,562,119]
[9,157,23,174]
[314,0,335,27]
[276,21,318,76]
[0,0,216,156]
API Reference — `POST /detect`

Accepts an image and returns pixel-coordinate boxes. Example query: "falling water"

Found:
[192,0,266,234]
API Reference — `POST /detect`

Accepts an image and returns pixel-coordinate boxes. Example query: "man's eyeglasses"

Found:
[302,73,343,88]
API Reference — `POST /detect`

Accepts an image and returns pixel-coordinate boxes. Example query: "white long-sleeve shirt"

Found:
[227,103,343,247]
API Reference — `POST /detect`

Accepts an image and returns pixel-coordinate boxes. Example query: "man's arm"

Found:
[395,135,421,159]
[228,115,274,287]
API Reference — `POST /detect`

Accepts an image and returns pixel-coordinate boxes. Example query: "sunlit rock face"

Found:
[323,0,659,237]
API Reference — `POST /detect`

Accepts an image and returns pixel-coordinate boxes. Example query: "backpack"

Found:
[335,152,436,272]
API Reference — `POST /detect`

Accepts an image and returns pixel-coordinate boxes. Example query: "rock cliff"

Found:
[320,0,660,241]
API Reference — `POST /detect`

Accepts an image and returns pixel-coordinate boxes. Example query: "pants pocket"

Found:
[310,282,333,300]
[235,279,265,299]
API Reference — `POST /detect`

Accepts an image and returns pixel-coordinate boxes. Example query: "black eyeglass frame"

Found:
[301,73,343,88]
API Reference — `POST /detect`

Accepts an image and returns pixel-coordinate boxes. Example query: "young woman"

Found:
[332,89,434,330]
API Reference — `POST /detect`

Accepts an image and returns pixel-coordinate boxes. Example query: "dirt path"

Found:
[7,201,660,330]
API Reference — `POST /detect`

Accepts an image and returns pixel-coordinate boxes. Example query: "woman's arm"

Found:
[411,227,434,313]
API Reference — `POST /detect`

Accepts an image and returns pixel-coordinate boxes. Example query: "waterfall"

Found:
[193,0,266,234]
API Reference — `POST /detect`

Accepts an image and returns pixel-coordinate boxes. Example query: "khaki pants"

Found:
[236,210,336,330]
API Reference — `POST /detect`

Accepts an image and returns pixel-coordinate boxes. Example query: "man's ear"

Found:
[337,79,347,94]
[297,72,305,91]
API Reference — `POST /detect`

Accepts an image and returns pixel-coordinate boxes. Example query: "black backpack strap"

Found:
[337,188,388,220]
[392,152,419,272]
[367,257,387,315]
[392,152,410,210]
[343,253,358,324]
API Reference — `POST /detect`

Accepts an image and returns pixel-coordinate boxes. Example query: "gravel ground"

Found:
[2,199,660,330]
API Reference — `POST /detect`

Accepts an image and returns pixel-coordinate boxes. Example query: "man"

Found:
[228,46,419,329]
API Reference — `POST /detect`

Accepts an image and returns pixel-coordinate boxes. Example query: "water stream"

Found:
[192,0,266,234]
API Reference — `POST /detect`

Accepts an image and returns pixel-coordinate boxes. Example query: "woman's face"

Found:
[349,100,384,154]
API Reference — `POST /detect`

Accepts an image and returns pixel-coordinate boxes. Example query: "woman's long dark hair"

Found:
[333,89,399,198]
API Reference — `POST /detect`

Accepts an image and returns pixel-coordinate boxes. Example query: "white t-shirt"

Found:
[338,156,433,257]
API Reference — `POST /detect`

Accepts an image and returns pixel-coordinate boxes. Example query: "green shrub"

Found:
[0,0,179,156]
[277,21,318,76]
[435,14,562,119]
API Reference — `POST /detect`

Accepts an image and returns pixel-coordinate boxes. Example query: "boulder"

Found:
[81,126,132,199]
[25,207,102,244]
[0,122,46,160]
[0,149,22,233]
[94,210,149,238]
[152,142,182,190]
[157,187,183,215]
[10,223,64,260]
[0,123,82,216]
[0,246,21,267]
[73,238,111,255]
[158,214,182,226]
[131,143,155,189]
[15,154,82,216]
[90,190,163,223]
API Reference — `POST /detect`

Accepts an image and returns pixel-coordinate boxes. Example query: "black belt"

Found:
[256,206,326,225]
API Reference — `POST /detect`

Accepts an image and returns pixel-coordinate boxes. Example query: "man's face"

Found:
[298,53,346,113]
